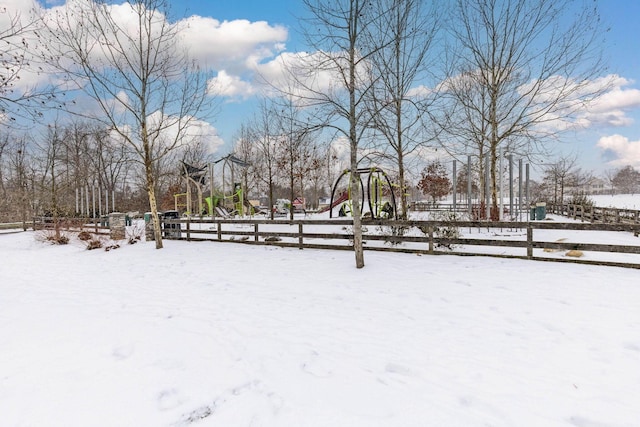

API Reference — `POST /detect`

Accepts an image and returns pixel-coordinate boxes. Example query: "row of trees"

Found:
[1,0,611,267]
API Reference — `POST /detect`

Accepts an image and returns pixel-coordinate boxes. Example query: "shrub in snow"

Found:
[78,231,92,241]
[37,230,70,245]
[126,223,144,245]
[86,239,103,250]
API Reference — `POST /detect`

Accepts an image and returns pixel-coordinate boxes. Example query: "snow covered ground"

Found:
[590,194,640,210]
[1,229,639,427]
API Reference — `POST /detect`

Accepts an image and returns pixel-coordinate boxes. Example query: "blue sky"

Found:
[12,1,640,177]
[184,0,640,176]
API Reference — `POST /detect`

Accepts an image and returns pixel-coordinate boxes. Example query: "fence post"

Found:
[298,223,304,250]
[527,225,533,259]
[109,212,126,240]
[186,217,191,241]
[254,223,259,242]
[217,220,222,241]
[428,225,434,254]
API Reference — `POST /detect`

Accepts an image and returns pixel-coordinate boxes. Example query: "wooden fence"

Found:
[32,216,110,236]
[548,204,640,224]
[161,217,640,269]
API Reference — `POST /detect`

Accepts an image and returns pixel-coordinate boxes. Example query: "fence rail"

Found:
[32,217,110,236]
[549,204,640,224]
[161,217,640,269]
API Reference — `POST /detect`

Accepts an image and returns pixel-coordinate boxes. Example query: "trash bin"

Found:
[144,212,152,223]
[100,215,109,227]
[530,207,536,221]
[535,202,547,220]
[125,215,132,226]
[162,210,181,238]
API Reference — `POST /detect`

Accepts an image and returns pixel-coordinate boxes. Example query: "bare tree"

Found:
[249,99,282,220]
[612,166,640,195]
[272,99,317,219]
[368,0,440,219]
[440,0,607,219]
[296,0,389,268]
[541,155,579,207]
[41,0,215,248]
[0,6,55,124]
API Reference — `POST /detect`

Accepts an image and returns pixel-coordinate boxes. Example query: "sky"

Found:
[174,0,640,176]
[5,0,640,178]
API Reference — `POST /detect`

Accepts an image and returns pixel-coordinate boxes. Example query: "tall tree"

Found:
[297,0,388,268]
[369,0,440,219]
[249,99,281,220]
[612,166,640,195]
[440,0,607,219]
[41,0,215,248]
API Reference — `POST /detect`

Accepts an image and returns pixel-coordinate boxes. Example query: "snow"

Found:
[590,194,640,210]
[1,227,640,427]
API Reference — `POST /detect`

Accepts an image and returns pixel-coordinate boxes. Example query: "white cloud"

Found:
[596,134,640,167]
[207,70,255,100]
[178,16,287,73]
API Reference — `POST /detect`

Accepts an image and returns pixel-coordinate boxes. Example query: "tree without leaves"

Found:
[0,6,57,125]
[541,154,579,206]
[612,166,640,195]
[368,0,440,219]
[295,0,391,268]
[40,0,215,248]
[439,0,607,219]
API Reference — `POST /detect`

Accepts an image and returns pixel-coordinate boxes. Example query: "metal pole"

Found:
[467,155,472,217]
[518,159,523,219]
[92,186,96,218]
[105,190,109,215]
[509,154,514,216]
[485,154,490,220]
[499,148,503,220]
[98,186,102,217]
[526,163,530,210]
[112,189,115,212]
[85,185,90,218]
[452,160,457,213]
[75,188,79,214]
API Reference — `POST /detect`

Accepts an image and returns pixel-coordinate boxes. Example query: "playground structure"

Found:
[328,167,397,219]
[205,182,258,217]
[174,161,207,216]
[174,155,263,218]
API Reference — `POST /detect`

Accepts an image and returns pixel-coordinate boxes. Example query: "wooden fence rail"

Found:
[548,204,640,224]
[162,217,640,269]
[32,217,110,236]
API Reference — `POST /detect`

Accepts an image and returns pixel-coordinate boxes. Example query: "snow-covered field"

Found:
[1,229,639,427]
[590,194,640,210]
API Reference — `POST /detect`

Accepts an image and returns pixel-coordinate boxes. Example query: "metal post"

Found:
[518,158,523,219]
[112,189,115,212]
[467,155,472,217]
[75,188,79,214]
[92,186,96,218]
[452,160,457,213]
[106,189,109,215]
[509,154,514,217]
[485,154,490,220]
[499,148,503,220]
[85,185,90,217]
[526,163,530,211]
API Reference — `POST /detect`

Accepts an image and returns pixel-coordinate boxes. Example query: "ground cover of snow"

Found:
[1,228,640,427]
[590,194,640,210]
